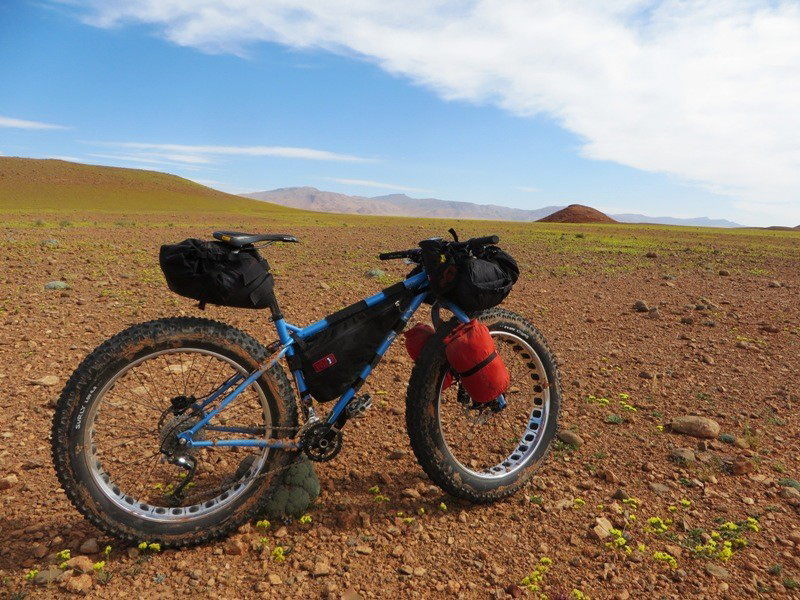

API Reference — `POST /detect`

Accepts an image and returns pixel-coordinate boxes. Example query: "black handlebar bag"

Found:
[449,246,519,312]
[159,238,275,309]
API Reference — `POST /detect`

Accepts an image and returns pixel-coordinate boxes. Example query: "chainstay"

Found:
[174,424,302,504]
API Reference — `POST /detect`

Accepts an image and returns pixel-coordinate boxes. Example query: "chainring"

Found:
[301,422,343,463]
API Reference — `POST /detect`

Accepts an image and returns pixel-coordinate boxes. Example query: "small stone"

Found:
[718,269,730,276]
[670,448,696,463]
[41,239,60,248]
[65,556,94,574]
[64,573,93,594]
[664,544,683,558]
[732,458,753,476]
[705,563,731,580]
[779,487,800,500]
[0,474,19,490]
[557,430,584,447]
[633,300,649,313]
[401,488,421,499]
[224,537,247,555]
[639,371,655,380]
[398,565,414,576]
[671,416,720,439]
[680,316,694,325]
[387,451,405,460]
[355,545,372,555]
[742,497,755,505]
[733,437,750,449]
[701,354,715,365]
[29,375,59,387]
[646,252,658,258]
[33,568,63,585]
[313,562,331,577]
[342,588,364,600]
[268,573,282,585]
[319,282,331,290]
[611,489,628,500]
[365,269,385,279]
[591,517,614,540]
[768,281,782,288]
[647,307,661,319]
[648,482,671,495]
[79,538,99,554]
[45,280,70,290]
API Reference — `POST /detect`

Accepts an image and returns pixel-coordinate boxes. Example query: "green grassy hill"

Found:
[0,157,297,214]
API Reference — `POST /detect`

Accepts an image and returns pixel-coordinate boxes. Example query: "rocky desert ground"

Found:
[0,213,798,599]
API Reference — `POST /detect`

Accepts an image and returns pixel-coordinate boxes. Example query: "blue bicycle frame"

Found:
[177,270,471,450]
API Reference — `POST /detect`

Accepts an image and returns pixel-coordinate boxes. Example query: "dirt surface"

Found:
[1,214,799,599]
[538,205,617,224]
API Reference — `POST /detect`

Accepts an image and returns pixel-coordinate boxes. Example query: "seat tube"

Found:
[268,296,292,344]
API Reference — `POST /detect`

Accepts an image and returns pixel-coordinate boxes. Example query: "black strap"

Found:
[457,351,497,378]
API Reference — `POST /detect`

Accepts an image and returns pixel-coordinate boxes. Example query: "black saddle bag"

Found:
[289,296,405,402]
[159,238,275,309]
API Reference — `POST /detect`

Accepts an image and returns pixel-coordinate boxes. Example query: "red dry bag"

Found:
[403,324,453,389]
[444,319,510,403]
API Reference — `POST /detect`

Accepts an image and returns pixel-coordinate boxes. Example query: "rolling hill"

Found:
[243,187,562,221]
[243,187,743,227]
[0,157,294,214]
[537,204,617,224]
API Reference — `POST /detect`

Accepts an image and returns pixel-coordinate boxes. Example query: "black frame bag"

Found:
[449,246,519,313]
[290,299,403,402]
[159,238,275,309]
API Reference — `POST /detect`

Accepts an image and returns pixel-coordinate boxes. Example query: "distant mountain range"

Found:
[242,187,743,228]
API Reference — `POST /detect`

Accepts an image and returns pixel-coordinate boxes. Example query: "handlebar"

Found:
[378,249,419,261]
[378,234,500,261]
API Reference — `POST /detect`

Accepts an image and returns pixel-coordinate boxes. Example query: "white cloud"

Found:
[72,0,800,221]
[0,115,70,130]
[86,141,372,163]
[324,177,431,193]
[87,152,206,170]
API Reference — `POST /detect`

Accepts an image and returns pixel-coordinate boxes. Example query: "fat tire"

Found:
[406,308,561,502]
[51,316,298,547]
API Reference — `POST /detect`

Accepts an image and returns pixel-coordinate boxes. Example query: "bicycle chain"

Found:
[169,424,303,504]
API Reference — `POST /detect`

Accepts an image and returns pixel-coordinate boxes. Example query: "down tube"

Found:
[326,292,428,424]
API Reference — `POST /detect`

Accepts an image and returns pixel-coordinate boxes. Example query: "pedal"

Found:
[347,394,372,419]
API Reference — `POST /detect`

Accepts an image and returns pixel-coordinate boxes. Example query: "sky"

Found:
[1,1,799,226]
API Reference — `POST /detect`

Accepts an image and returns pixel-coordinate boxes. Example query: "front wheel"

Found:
[51,317,298,547]
[406,308,561,502]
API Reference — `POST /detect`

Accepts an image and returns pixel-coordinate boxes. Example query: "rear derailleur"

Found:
[158,395,202,504]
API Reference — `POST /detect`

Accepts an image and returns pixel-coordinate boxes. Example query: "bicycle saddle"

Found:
[213,231,299,247]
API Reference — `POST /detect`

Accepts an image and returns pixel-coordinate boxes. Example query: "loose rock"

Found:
[705,563,731,580]
[671,416,720,439]
[557,430,584,447]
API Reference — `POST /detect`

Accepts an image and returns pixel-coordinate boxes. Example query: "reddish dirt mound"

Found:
[537,204,617,224]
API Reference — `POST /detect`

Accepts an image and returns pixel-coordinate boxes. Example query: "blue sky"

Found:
[2,1,799,226]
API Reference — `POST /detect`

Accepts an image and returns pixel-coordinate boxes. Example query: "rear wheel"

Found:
[406,308,560,502]
[51,317,298,547]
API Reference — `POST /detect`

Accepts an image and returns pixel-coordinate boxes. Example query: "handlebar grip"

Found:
[470,235,500,247]
[379,251,409,260]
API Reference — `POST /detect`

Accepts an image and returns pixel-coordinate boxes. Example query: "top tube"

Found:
[277,270,431,344]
